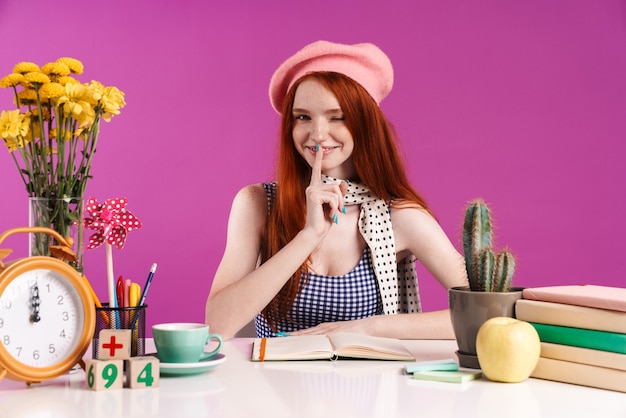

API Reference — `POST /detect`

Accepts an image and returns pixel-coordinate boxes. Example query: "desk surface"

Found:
[0,338,624,418]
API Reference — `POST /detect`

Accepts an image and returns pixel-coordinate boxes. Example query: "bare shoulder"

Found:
[224,183,270,236]
[390,205,438,228]
[232,183,267,214]
[390,205,450,254]
[235,183,267,200]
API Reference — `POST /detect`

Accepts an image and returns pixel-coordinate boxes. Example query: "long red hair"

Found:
[261,72,433,329]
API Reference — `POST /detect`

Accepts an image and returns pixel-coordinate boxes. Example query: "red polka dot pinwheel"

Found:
[84,197,142,250]
[83,197,142,308]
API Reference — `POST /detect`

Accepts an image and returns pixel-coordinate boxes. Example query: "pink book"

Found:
[522,285,626,312]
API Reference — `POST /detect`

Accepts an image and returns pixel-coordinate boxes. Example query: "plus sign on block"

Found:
[97,329,132,360]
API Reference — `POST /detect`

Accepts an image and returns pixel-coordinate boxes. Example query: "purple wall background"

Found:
[1,0,625,335]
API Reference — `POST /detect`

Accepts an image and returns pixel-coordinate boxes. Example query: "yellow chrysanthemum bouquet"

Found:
[0,57,125,268]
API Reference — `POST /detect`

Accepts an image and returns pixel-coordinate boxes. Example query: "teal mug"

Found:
[152,323,223,363]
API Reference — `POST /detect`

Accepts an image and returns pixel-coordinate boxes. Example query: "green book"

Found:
[530,322,626,354]
[412,370,482,383]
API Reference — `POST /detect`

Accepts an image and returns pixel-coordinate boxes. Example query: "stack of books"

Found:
[517,285,626,393]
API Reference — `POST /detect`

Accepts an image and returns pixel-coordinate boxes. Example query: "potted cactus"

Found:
[449,198,524,368]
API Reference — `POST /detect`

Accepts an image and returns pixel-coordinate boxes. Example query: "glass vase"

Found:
[29,196,85,273]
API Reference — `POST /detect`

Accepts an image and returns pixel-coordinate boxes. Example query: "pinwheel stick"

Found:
[83,196,142,323]
[106,243,116,309]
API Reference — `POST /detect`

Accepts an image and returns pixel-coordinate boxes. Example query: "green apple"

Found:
[476,317,541,383]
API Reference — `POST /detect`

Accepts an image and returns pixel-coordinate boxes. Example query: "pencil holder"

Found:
[92,303,147,358]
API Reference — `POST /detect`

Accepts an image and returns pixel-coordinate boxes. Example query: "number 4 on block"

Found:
[85,359,124,391]
[126,356,160,389]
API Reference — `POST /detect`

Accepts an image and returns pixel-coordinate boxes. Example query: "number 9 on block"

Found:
[85,359,123,391]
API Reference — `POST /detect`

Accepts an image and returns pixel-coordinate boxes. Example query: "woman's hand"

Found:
[290,317,374,336]
[303,145,347,238]
[288,310,457,340]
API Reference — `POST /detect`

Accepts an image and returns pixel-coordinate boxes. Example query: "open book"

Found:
[251,332,415,362]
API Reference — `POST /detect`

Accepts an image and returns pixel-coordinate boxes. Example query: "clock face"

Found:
[0,268,85,367]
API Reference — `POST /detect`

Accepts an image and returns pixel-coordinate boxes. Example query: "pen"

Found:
[123,279,131,327]
[130,263,157,330]
[116,276,124,307]
[129,281,141,355]
[129,283,140,307]
[124,279,131,308]
[114,275,124,328]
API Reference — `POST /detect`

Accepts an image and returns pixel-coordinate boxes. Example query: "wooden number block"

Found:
[85,359,124,391]
[98,329,132,360]
[126,355,160,389]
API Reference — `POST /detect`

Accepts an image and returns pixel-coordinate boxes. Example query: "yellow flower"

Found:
[2,55,125,204]
[41,62,71,77]
[3,137,19,151]
[23,71,51,86]
[28,107,52,123]
[27,120,42,140]
[57,83,95,126]
[23,108,50,142]
[57,75,79,86]
[46,127,71,142]
[16,89,38,106]
[76,105,96,127]
[101,86,126,122]
[56,57,84,75]
[0,109,30,142]
[13,62,40,75]
[2,135,33,151]
[57,83,87,116]
[84,81,103,105]
[0,73,25,88]
[39,82,65,99]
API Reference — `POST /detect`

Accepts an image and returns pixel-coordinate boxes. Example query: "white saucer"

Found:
[148,353,227,376]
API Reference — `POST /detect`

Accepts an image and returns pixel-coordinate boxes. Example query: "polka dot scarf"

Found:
[322,175,422,314]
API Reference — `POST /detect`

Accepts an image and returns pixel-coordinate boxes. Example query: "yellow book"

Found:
[532,357,626,393]
[251,332,415,362]
[540,342,626,371]
[516,299,626,334]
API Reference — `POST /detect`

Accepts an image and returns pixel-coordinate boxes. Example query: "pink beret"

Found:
[269,40,394,113]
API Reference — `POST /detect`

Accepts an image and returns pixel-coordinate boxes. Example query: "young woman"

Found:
[206,41,468,340]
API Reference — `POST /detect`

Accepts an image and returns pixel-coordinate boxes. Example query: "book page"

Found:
[328,332,414,361]
[252,335,334,361]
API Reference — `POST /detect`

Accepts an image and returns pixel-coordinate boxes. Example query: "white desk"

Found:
[0,338,624,417]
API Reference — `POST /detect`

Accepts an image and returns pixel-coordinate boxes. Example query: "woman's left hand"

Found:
[290,318,373,336]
